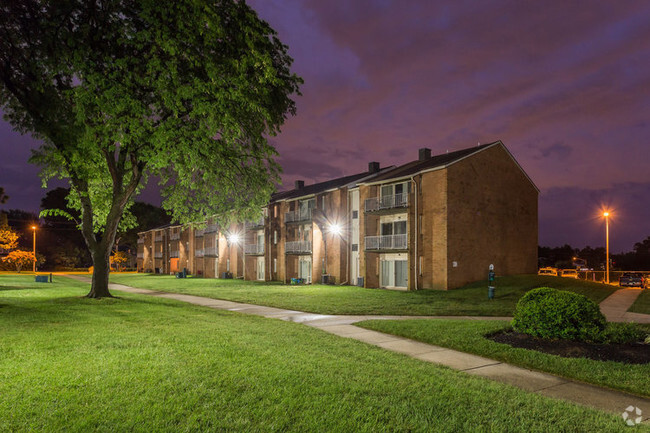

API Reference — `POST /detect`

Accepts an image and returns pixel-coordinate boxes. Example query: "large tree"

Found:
[0,1,301,297]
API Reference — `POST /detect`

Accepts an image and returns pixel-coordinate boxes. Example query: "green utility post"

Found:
[488,264,495,299]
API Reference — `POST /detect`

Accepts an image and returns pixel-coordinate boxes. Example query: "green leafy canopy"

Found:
[1,0,301,296]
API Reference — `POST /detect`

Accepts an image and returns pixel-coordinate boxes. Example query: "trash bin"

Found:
[488,286,495,299]
[357,277,364,287]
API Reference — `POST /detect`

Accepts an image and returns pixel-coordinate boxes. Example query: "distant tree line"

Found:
[539,239,650,271]
[0,187,169,271]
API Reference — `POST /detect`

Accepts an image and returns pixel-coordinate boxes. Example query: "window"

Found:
[226,259,230,272]
[352,210,358,219]
[274,206,278,218]
[274,230,277,244]
[273,258,277,273]
[351,244,358,252]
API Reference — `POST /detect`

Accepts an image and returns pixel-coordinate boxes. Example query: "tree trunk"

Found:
[87,245,113,298]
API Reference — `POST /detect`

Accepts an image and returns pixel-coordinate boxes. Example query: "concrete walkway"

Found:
[65,276,649,423]
[599,288,649,323]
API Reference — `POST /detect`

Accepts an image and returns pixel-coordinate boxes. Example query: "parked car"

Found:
[619,272,645,288]
[538,267,558,276]
[560,269,579,279]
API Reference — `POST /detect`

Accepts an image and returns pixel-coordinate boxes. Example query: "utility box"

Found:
[35,275,49,283]
[357,277,364,287]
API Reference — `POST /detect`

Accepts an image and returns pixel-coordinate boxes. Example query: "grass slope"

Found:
[356,319,650,398]
[109,273,616,316]
[629,289,650,315]
[0,275,629,432]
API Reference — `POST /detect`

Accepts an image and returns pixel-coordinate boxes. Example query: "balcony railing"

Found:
[137,253,144,259]
[195,249,204,257]
[285,209,312,223]
[195,229,205,237]
[285,241,312,254]
[364,193,409,212]
[205,224,219,234]
[365,234,408,250]
[204,246,218,257]
[169,232,180,240]
[170,250,179,258]
[155,235,163,242]
[154,252,163,258]
[137,238,144,244]
[245,217,265,229]
[244,243,264,255]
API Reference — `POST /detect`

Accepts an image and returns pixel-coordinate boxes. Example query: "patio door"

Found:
[299,257,312,283]
[257,257,265,281]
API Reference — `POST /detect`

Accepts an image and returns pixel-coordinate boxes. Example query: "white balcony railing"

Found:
[204,246,218,257]
[364,193,409,212]
[244,243,264,255]
[285,209,312,223]
[245,217,265,229]
[285,241,312,254]
[137,238,144,244]
[154,252,163,258]
[365,234,408,250]
[170,250,179,258]
[170,232,180,240]
[195,249,204,257]
[195,229,205,237]
[137,253,144,259]
[155,235,163,242]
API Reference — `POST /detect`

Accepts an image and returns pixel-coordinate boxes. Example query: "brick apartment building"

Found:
[138,141,538,290]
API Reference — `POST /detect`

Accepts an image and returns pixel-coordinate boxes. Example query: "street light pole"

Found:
[603,212,609,284]
[31,225,37,273]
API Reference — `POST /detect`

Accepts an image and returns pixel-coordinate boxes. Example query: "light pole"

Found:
[31,225,37,273]
[603,211,610,284]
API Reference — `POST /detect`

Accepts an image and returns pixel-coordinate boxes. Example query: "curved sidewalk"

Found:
[70,277,648,424]
[599,288,650,323]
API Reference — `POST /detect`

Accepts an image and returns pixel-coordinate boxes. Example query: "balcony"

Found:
[244,243,264,255]
[205,224,219,234]
[154,252,163,259]
[137,238,144,244]
[170,250,179,258]
[365,234,408,251]
[204,246,218,257]
[155,235,163,242]
[195,249,204,257]
[195,229,205,237]
[169,232,180,240]
[285,209,312,223]
[285,241,312,254]
[365,193,409,212]
[245,217,265,229]
[137,253,144,259]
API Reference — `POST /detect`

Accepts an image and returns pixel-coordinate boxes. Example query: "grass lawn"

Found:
[0,275,629,432]
[356,319,650,398]
[109,273,616,316]
[629,289,650,315]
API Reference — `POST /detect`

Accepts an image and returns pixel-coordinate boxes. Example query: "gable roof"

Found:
[362,142,495,184]
[359,141,538,191]
[271,169,384,202]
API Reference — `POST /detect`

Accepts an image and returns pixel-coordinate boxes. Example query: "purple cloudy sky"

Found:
[1,0,649,253]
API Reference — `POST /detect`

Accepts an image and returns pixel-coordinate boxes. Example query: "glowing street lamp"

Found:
[327,222,342,237]
[31,225,37,273]
[603,211,610,284]
[228,233,240,245]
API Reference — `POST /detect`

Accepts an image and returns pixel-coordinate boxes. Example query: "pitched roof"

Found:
[271,167,391,202]
[362,142,497,184]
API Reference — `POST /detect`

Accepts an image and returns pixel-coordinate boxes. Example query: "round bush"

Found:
[512,287,606,342]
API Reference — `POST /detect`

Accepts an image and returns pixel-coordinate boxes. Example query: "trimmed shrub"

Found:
[512,287,606,342]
